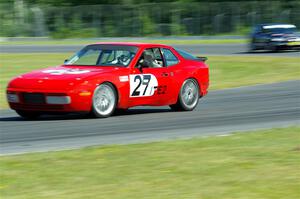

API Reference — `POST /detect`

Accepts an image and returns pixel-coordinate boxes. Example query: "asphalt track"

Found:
[1,44,300,57]
[0,80,299,155]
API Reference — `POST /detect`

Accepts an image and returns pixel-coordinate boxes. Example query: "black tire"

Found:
[114,108,128,115]
[90,83,117,118]
[270,45,279,52]
[16,110,41,119]
[170,78,200,111]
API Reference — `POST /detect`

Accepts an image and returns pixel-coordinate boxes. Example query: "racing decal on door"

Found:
[129,74,158,97]
[42,69,91,75]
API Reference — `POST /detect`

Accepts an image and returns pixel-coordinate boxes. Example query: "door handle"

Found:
[162,72,169,77]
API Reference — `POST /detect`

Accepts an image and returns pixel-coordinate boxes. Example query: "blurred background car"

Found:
[250,23,300,51]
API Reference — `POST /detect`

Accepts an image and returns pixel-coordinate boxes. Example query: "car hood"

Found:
[8,65,119,91]
[22,65,117,80]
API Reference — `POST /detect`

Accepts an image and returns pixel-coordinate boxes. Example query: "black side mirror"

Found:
[64,59,69,64]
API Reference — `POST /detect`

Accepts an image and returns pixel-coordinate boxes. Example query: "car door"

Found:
[128,47,171,107]
[160,47,181,104]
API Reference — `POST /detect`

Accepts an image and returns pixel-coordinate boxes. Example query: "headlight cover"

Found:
[46,96,71,104]
[271,38,286,42]
[7,93,19,103]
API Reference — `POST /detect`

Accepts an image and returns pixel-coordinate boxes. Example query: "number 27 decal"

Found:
[130,74,158,97]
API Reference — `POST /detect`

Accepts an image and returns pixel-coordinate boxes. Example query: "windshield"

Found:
[65,44,138,67]
[264,28,297,34]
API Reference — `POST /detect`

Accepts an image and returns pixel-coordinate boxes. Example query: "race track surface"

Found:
[1,44,300,57]
[1,80,299,155]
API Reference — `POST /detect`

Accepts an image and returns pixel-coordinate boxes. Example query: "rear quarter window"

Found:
[161,48,179,66]
[175,48,198,60]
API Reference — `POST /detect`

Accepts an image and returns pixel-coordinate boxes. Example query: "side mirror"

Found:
[64,59,69,64]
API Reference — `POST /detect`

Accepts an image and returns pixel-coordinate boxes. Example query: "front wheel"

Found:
[269,45,279,52]
[249,42,257,52]
[91,83,117,118]
[170,79,199,111]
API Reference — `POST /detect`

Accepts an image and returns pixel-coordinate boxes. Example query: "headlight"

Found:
[294,38,300,42]
[46,96,71,104]
[271,38,285,42]
[7,93,19,103]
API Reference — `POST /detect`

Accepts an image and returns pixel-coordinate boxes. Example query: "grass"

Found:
[0,127,300,199]
[209,55,300,89]
[1,53,300,109]
[0,39,247,45]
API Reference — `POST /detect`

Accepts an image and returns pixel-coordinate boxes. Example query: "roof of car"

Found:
[259,23,296,29]
[91,42,171,48]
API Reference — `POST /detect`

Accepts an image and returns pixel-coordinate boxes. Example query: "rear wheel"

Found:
[16,110,41,119]
[170,79,199,111]
[91,83,117,118]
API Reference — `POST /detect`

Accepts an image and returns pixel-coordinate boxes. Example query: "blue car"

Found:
[250,23,300,51]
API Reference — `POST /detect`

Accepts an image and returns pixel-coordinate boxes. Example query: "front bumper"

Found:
[271,40,300,49]
[7,89,92,112]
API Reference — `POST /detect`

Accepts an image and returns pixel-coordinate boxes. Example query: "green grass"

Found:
[0,39,247,45]
[209,56,300,89]
[1,53,299,109]
[1,127,300,199]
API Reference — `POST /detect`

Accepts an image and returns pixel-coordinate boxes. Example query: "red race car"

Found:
[7,43,209,119]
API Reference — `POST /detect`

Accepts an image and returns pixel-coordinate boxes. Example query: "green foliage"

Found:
[50,27,98,39]
[0,21,16,37]
[235,26,252,35]
[0,1,299,37]
[140,14,156,35]
[102,22,117,37]
[1,0,296,6]
[1,127,300,198]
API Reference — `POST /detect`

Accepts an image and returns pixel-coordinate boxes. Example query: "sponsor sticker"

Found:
[43,69,90,75]
[129,74,158,97]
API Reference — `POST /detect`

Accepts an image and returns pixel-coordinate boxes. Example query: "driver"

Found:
[118,55,131,66]
[110,54,132,66]
[138,53,162,68]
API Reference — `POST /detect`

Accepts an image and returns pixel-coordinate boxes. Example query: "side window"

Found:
[161,48,179,66]
[153,48,163,60]
[136,48,164,68]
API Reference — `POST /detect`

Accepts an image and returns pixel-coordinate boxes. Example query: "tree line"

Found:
[1,0,296,6]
